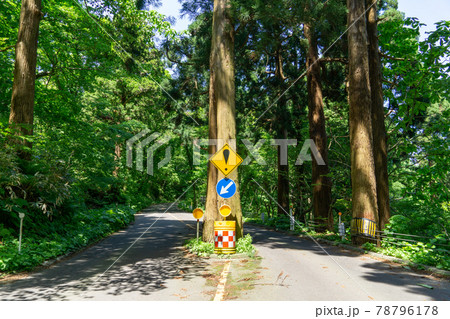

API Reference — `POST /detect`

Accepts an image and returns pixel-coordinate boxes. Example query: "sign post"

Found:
[192,208,204,240]
[289,204,294,231]
[338,212,345,240]
[197,220,199,241]
[18,213,25,253]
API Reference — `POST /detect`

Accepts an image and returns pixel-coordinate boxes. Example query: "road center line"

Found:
[213,261,232,301]
[80,180,199,297]
[167,212,196,229]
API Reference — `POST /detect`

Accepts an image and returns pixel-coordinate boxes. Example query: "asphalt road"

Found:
[0,204,449,301]
[241,225,450,301]
[0,204,213,301]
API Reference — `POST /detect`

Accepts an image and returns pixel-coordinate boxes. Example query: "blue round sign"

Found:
[216,178,236,199]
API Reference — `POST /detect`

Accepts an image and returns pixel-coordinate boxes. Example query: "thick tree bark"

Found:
[9,0,42,160]
[294,163,306,221]
[203,0,242,242]
[347,0,379,245]
[304,23,333,231]
[204,46,219,242]
[366,0,390,232]
[113,142,121,177]
[203,106,219,242]
[292,90,307,222]
[274,48,290,218]
[276,124,290,217]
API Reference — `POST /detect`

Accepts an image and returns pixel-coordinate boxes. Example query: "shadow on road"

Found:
[246,224,450,301]
[0,204,206,300]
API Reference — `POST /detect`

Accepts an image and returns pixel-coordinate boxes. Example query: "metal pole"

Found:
[18,213,25,253]
[339,212,345,240]
[290,207,294,231]
[196,219,199,241]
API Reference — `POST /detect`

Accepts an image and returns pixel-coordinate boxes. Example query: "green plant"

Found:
[361,242,375,250]
[236,234,256,256]
[0,205,135,273]
[184,234,257,257]
[185,238,214,257]
[0,224,13,241]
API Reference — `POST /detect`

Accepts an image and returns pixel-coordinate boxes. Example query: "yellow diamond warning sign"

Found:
[210,144,243,177]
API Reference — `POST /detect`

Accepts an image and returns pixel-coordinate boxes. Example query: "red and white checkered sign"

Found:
[214,230,236,248]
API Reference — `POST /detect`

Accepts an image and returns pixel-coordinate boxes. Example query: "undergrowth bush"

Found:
[185,238,214,257]
[236,234,255,255]
[0,205,135,273]
[362,241,450,271]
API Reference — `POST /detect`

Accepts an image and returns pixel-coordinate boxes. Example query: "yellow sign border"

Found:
[210,143,243,177]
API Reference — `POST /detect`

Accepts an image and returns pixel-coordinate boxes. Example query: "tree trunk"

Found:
[366,0,390,232]
[273,49,290,218]
[294,163,305,221]
[113,141,121,177]
[203,0,242,242]
[304,23,333,231]
[292,88,307,222]
[347,0,379,245]
[9,0,42,160]
[276,125,290,217]
[203,54,219,242]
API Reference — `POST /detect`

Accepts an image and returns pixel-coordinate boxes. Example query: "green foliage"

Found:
[185,238,214,257]
[184,234,256,257]
[362,241,450,271]
[384,215,412,234]
[0,125,74,230]
[0,0,181,229]
[236,234,255,256]
[0,205,135,273]
[0,224,13,241]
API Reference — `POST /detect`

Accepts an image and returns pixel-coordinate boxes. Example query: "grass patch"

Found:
[225,257,262,300]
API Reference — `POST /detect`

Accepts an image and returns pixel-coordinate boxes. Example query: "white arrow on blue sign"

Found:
[216,178,236,199]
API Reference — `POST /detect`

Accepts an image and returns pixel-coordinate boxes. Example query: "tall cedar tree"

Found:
[366,0,390,231]
[203,0,243,242]
[9,0,42,160]
[347,0,379,244]
[304,22,333,231]
[275,49,290,218]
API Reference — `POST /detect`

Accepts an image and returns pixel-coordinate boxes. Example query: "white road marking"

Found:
[213,261,232,301]
[167,212,196,229]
